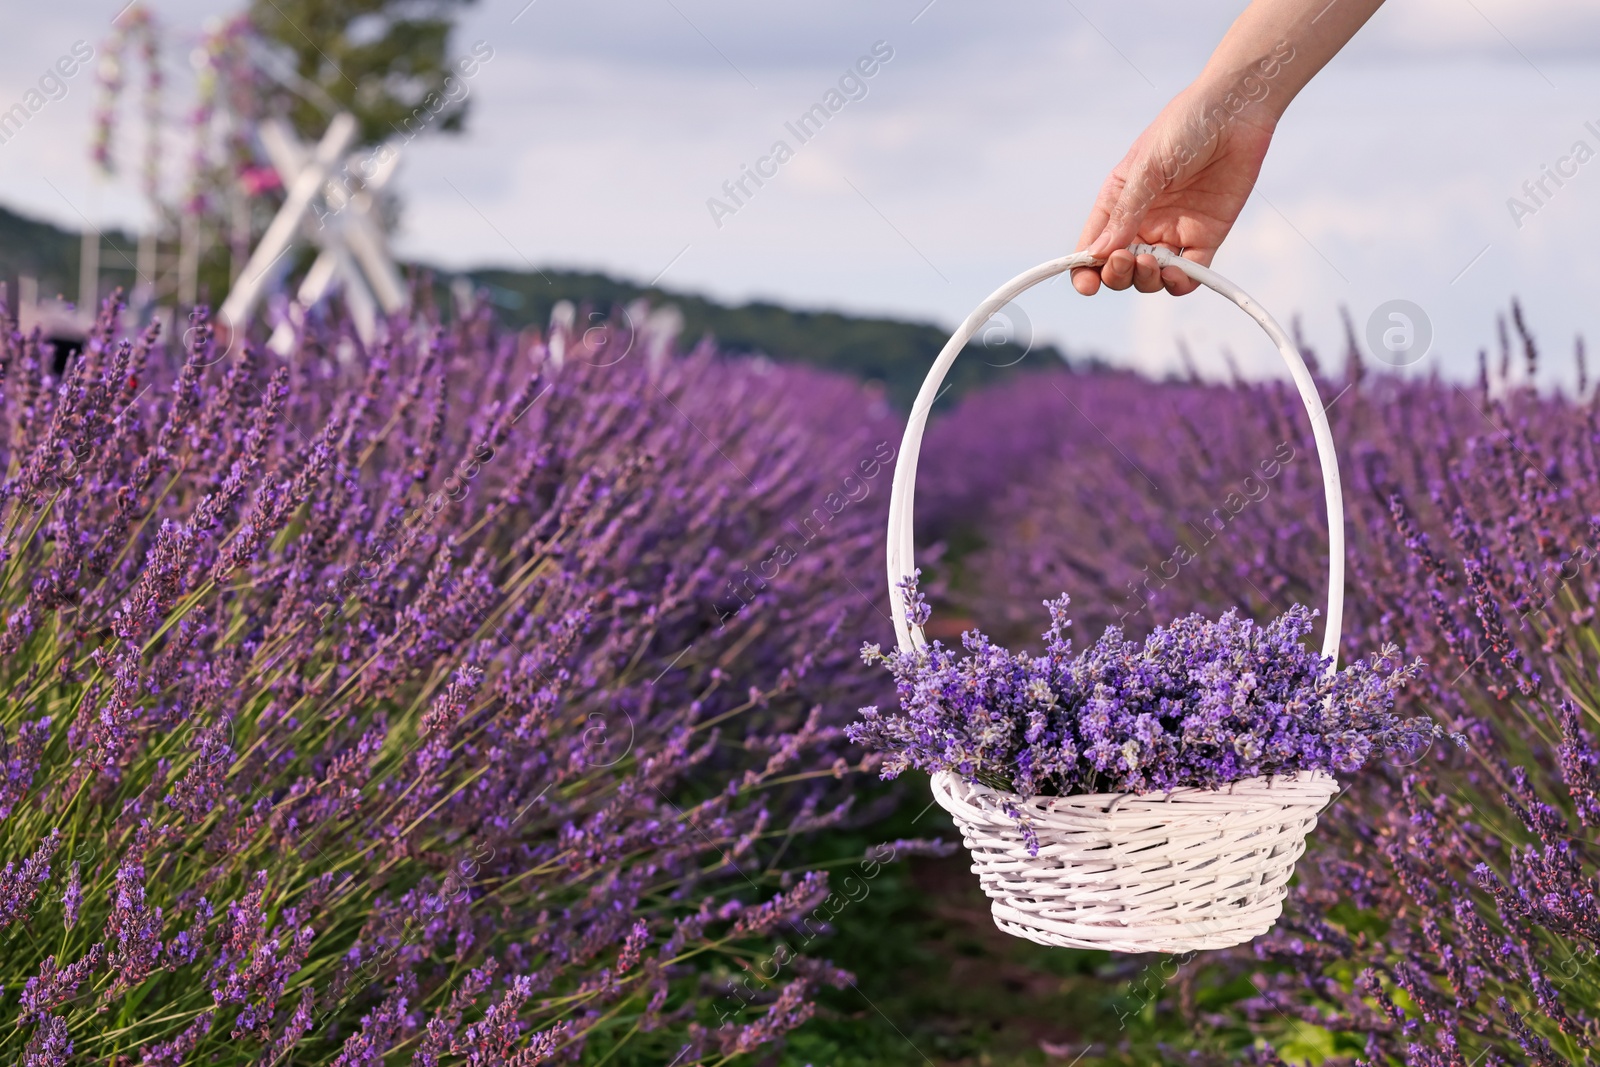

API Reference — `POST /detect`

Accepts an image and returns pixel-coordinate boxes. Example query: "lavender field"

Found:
[0,289,1593,1067]
[0,296,911,1066]
[909,316,1600,1065]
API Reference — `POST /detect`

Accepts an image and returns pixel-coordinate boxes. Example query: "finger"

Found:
[1071,188,1115,296]
[1088,172,1157,258]
[1164,239,1209,294]
[1100,249,1136,291]
[1180,244,1215,268]
[1073,167,1127,258]
[1161,266,1201,297]
[1075,200,1113,255]
[1089,213,1139,259]
[1162,244,1214,297]
[1132,253,1164,294]
[1068,180,1120,287]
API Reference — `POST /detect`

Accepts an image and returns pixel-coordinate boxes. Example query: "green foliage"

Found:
[707,780,1264,1067]
[0,203,1065,410]
[248,0,478,146]
[0,206,139,309]
[458,267,1069,411]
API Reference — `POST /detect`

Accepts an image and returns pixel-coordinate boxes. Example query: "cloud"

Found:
[1,0,1597,396]
[1359,0,1600,60]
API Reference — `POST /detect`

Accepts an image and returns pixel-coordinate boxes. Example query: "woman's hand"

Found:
[1069,0,1387,297]
[1071,87,1276,297]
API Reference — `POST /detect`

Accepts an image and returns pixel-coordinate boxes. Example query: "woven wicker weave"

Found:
[885,245,1352,953]
[930,770,1341,952]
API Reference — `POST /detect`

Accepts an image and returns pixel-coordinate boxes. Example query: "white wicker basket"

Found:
[886,244,1349,953]
[931,770,1340,952]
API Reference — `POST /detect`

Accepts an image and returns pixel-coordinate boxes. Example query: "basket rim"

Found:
[930,767,1341,814]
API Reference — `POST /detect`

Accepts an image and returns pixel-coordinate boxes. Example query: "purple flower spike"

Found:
[850,576,1431,799]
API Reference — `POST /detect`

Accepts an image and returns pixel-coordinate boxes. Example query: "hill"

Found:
[454,266,1069,409]
[0,203,141,306]
[0,202,1067,408]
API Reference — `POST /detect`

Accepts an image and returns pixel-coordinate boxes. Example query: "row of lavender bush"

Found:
[0,291,922,1066]
[4,278,1592,1066]
[921,320,1599,1063]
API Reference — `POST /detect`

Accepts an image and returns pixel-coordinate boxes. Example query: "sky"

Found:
[0,0,1597,389]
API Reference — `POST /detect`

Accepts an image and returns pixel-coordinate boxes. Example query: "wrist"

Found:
[1192,38,1300,127]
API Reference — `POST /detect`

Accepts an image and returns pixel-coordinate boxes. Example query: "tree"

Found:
[248,0,478,147]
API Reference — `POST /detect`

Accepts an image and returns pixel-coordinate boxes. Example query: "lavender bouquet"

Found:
[849,576,1438,800]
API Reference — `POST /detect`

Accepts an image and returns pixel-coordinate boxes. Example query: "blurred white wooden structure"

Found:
[217,112,407,354]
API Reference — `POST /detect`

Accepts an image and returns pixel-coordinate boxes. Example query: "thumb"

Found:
[1088,169,1161,257]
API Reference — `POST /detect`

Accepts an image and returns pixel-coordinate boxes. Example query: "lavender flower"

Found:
[0,830,59,930]
[59,863,80,930]
[924,334,1600,1062]
[0,293,891,1065]
[21,1014,72,1067]
[851,577,1432,798]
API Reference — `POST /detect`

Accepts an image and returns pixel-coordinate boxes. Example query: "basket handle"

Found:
[885,243,1346,669]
